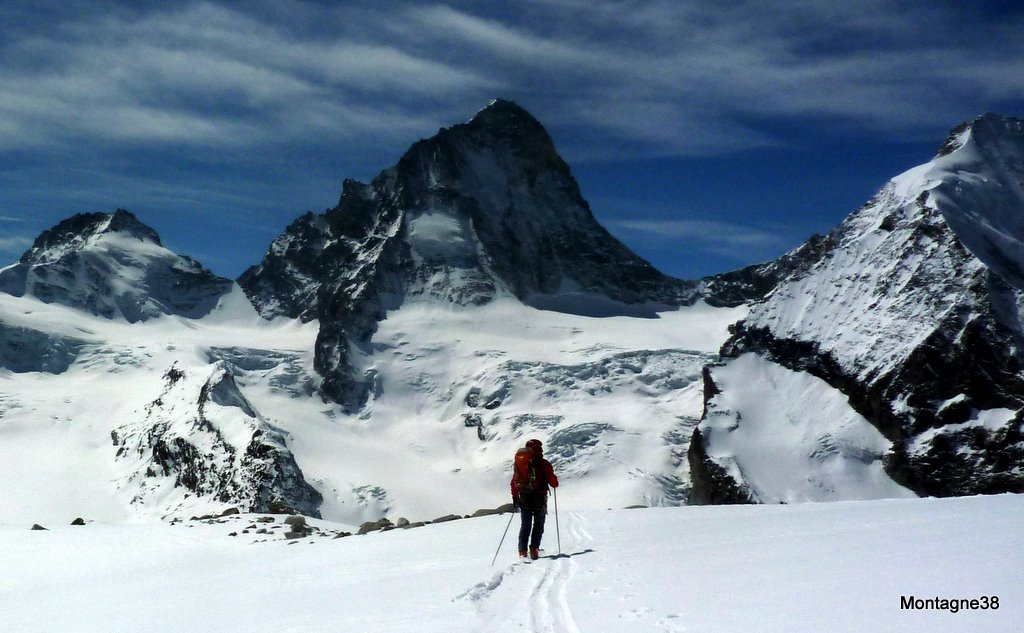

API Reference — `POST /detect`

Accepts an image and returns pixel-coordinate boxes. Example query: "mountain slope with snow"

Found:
[239,99,709,411]
[0,210,232,322]
[4,97,780,523]
[0,272,748,525]
[692,113,1024,501]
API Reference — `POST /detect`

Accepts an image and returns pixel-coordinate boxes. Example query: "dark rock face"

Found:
[114,364,323,517]
[691,113,1024,499]
[686,366,756,505]
[687,427,756,505]
[0,210,232,322]
[240,99,700,410]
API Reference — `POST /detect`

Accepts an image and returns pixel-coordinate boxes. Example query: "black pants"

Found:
[518,507,546,552]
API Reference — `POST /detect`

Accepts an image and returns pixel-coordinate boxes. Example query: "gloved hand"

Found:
[512,497,519,510]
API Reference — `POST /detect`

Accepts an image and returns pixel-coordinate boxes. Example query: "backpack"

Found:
[514,448,539,493]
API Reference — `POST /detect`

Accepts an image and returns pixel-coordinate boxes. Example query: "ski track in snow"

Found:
[461,511,591,633]
[527,533,581,633]
[462,511,695,633]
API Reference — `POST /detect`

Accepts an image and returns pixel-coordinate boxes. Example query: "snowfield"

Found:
[702,353,916,503]
[1,494,1021,633]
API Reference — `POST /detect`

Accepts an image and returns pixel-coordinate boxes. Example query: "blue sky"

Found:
[2,0,1023,280]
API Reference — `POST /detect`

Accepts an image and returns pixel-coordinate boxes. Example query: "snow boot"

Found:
[519,550,528,558]
[529,548,539,560]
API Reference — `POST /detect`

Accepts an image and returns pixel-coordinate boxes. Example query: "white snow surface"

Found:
[0,285,745,525]
[2,494,1021,633]
[702,354,915,502]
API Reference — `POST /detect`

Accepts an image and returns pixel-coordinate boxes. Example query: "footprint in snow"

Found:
[454,568,510,602]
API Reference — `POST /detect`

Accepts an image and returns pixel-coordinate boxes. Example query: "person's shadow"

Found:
[540,548,595,560]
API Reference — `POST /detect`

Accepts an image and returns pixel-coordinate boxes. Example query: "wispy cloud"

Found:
[611,219,787,247]
[1,0,1020,162]
[608,218,796,260]
[405,1,1024,156]
[0,236,33,256]
[0,2,495,153]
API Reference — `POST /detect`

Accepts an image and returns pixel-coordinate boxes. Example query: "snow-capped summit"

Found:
[241,99,699,409]
[19,209,163,266]
[926,113,1024,291]
[691,113,1024,501]
[0,209,233,322]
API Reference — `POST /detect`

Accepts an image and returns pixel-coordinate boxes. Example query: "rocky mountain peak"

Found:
[455,98,568,175]
[242,100,701,321]
[240,99,699,410]
[20,209,162,266]
[470,98,541,127]
[964,112,1024,147]
[385,97,577,214]
[936,112,1024,157]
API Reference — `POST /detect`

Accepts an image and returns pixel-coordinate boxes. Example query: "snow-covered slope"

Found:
[693,353,915,504]
[693,113,1024,501]
[3,495,1021,633]
[0,271,745,524]
[0,285,326,522]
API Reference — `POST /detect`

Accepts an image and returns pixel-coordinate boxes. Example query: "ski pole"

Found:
[554,487,562,557]
[491,509,516,566]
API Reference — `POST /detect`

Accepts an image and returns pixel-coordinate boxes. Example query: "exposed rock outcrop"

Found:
[113,363,323,517]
